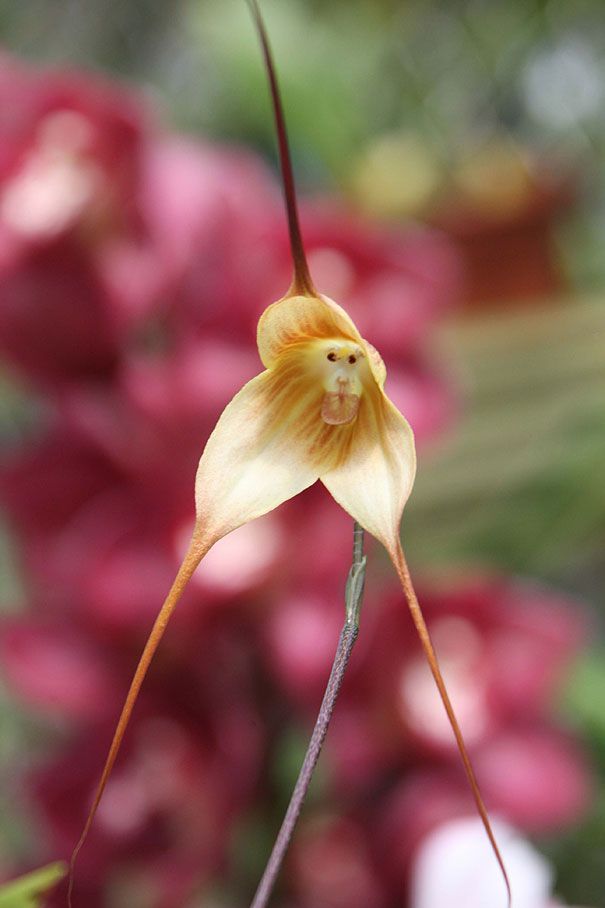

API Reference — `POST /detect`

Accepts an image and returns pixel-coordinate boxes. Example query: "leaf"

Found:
[0,863,66,908]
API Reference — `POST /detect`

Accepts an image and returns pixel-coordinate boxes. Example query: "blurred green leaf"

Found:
[0,863,66,908]
[562,649,605,744]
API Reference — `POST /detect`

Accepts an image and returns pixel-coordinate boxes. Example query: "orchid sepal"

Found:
[193,290,416,554]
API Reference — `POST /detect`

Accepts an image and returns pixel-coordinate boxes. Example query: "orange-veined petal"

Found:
[195,345,354,546]
[320,384,416,551]
[257,293,361,369]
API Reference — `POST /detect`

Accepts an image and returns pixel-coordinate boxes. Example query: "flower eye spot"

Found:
[348,355,357,364]
[327,352,337,362]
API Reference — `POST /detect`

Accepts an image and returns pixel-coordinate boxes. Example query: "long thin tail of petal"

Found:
[245,0,316,298]
[67,529,210,908]
[390,542,512,908]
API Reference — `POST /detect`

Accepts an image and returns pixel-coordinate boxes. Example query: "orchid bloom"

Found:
[69,3,510,906]
[194,291,414,555]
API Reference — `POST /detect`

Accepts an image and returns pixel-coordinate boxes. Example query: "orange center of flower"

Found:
[320,342,364,426]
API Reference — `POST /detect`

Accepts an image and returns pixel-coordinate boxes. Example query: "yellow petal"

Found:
[195,348,352,545]
[320,386,416,551]
[257,293,361,369]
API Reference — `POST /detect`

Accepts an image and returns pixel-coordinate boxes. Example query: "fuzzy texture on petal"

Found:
[257,294,360,369]
[320,384,416,551]
[194,346,354,546]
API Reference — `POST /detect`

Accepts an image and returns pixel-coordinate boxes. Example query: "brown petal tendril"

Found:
[390,541,512,908]
[67,529,210,908]
[245,0,316,298]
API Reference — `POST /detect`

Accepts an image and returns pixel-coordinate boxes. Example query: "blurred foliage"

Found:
[406,298,605,582]
[545,650,605,902]
[0,863,65,908]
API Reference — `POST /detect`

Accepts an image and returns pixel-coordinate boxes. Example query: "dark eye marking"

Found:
[327,352,337,362]
[348,355,357,364]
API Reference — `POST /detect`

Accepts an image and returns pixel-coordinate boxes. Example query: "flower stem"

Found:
[249,522,366,908]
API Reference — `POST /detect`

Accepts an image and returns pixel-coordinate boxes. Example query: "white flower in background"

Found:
[523,39,604,129]
[411,816,553,908]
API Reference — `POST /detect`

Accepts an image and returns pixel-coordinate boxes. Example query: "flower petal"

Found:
[320,388,416,550]
[195,351,350,545]
[257,293,361,369]
[363,340,387,388]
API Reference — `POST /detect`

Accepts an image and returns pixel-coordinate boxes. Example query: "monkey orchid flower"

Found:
[195,292,414,551]
[69,4,510,906]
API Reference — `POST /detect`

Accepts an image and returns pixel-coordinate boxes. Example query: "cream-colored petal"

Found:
[320,387,416,550]
[257,293,361,369]
[363,339,387,388]
[195,350,352,545]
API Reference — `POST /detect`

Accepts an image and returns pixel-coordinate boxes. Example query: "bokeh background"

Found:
[0,0,604,906]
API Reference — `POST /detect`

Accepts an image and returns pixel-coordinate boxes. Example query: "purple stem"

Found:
[249,522,366,908]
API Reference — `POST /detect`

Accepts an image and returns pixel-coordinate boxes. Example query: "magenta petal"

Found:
[475,726,592,833]
[0,620,119,720]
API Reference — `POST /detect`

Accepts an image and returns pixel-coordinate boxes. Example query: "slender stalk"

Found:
[67,532,209,908]
[250,522,366,908]
[245,0,316,297]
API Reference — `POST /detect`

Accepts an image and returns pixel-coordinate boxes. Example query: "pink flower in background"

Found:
[0,618,120,721]
[0,54,145,245]
[0,57,149,390]
[289,814,389,908]
[35,717,245,908]
[350,575,586,759]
